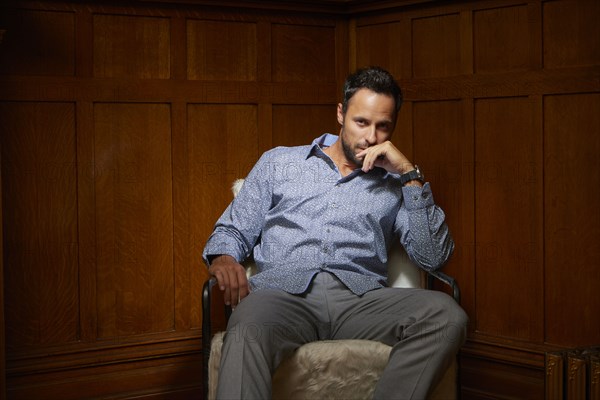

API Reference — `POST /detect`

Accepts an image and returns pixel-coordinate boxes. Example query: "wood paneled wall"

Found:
[1,0,599,399]
[0,1,345,398]
[354,0,600,397]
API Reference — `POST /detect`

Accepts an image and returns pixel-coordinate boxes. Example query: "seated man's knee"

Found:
[432,292,468,347]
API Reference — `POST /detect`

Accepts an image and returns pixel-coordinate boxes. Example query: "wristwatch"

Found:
[399,165,424,185]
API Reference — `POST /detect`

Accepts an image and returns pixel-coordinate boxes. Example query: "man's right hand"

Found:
[208,254,249,308]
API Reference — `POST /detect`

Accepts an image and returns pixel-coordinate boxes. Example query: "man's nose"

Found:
[365,127,377,144]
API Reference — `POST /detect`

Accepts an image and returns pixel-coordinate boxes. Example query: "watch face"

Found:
[414,165,424,181]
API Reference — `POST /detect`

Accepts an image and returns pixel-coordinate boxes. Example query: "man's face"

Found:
[337,88,396,168]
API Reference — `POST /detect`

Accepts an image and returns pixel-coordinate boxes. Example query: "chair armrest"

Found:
[202,277,234,399]
[202,277,216,359]
[427,270,461,304]
[202,276,217,398]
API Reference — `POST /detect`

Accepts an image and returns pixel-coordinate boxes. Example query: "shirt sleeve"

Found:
[202,151,274,266]
[394,182,454,271]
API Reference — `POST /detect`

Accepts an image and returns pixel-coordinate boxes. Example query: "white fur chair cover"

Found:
[207,179,457,399]
[209,331,456,399]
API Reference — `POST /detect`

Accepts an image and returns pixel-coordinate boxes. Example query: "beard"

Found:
[340,128,364,168]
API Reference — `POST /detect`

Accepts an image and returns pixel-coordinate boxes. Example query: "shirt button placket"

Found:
[322,182,340,270]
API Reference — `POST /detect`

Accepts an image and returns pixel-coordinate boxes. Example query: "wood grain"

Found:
[474,5,532,73]
[0,102,79,348]
[187,19,257,81]
[355,21,411,79]
[272,104,338,147]
[0,9,75,76]
[544,93,600,348]
[271,23,336,83]
[94,103,174,339]
[474,96,544,343]
[412,13,461,78]
[543,0,600,68]
[93,14,170,79]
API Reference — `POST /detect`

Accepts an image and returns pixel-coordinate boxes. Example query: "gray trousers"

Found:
[217,272,468,400]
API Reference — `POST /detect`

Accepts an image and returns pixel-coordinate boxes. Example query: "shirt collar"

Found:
[306,133,338,159]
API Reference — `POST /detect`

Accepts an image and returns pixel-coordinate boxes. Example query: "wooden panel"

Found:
[544,93,600,347]
[0,102,78,348]
[188,104,259,288]
[94,103,174,339]
[0,9,75,76]
[272,104,338,147]
[412,14,461,78]
[6,352,202,400]
[474,97,543,342]
[93,14,170,79]
[271,24,336,83]
[474,5,532,73]
[355,22,410,79]
[187,19,257,81]
[543,0,600,68]
[460,352,545,399]
[413,100,474,314]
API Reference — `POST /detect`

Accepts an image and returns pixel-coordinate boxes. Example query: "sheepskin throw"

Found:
[208,331,456,399]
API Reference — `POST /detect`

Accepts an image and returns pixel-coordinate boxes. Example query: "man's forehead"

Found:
[347,90,395,117]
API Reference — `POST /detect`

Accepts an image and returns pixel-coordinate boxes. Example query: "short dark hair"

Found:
[341,66,403,116]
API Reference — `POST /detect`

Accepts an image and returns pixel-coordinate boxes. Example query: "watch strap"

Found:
[399,165,424,185]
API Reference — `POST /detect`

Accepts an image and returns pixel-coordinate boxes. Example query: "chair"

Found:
[202,180,461,400]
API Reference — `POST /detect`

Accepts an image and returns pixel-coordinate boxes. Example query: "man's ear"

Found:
[336,103,344,126]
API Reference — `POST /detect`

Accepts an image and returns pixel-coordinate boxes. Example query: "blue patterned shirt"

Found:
[203,134,454,295]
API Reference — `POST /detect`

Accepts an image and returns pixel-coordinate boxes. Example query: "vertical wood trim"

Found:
[171,16,187,80]
[335,19,350,93]
[400,17,412,79]
[258,103,272,154]
[77,101,97,341]
[257,21,271,83]
[348,18,357,72]
[545,352,565,399]
[404,101,414,160]
[0,142,5,400]
[172,101,190,330]
[461,97,476,333]
[75,6,93,77]
[531,94,546,342]
[460,10,474,75]
[528,1,543,70]
[531,93,545,342]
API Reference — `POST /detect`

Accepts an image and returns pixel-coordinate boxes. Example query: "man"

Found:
[203,66,468,399]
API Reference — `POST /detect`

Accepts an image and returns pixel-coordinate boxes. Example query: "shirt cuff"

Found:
[401,182,435,211]
[202,235,245,266]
